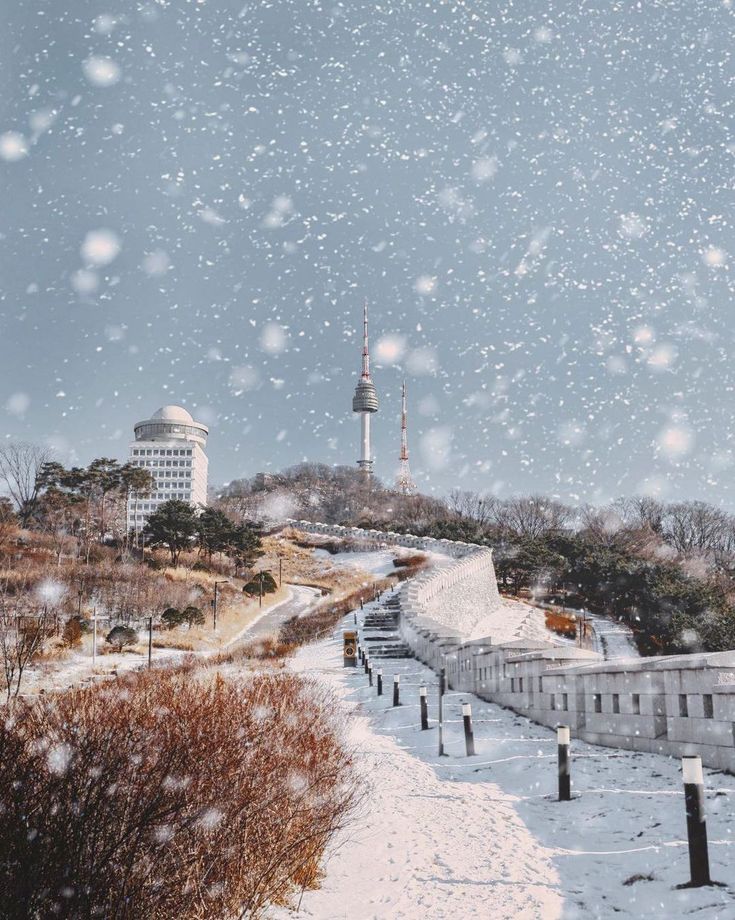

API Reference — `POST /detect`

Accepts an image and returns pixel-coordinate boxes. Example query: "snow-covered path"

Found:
[284,638,563,919]
[224,584,321,646]
[586,612,640,659]
[274,622,735,919]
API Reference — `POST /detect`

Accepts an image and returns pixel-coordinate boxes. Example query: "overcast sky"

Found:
[2,1,734,506]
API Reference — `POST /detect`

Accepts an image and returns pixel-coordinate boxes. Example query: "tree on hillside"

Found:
[227,523,264,575]
[36,458,156,553]
[662,501,733,560]
[119,464,155,548]
[197,507,236,562]
[35,488,84,564]
[87,458,123,540]
[196,507,263,574]
[447,490,498,526]
[0,498,18,554]
[494,495,573,539]
[0,442,52,526]
[143,500,199,565]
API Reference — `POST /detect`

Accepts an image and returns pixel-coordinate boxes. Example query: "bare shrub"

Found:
[61,616,82,648]
[0,608,53,701]
[0,667,359,918]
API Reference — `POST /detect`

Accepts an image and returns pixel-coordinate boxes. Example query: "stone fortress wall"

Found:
[287,520,735,772]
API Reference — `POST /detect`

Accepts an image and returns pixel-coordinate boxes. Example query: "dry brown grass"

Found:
[0,665,360,918]
[260,533,374,593]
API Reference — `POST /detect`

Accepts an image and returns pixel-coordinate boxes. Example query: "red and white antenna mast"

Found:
[396,380,416,494]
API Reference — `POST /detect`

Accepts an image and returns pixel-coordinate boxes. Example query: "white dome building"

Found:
[126,405,209,535]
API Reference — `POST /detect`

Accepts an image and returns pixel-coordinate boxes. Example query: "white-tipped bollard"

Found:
[682,755,711,886]
[462,702,475,756]
[377,668,383,696]
[368,661,373,687]
[557,726,571,801]
[393,674,400,707]
[420,686,429,730]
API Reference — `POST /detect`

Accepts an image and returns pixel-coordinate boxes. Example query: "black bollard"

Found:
[462,702,475,756]
[438,668,446,756]
[364,653,369,674]
[377,669,383,696]
[557,726,571,801]
[393,674,400,707]
[368,662,373,687]
[682,755,711,886]
[420,686,429,730]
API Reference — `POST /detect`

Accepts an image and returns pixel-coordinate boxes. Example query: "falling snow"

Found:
[0,1,734,507]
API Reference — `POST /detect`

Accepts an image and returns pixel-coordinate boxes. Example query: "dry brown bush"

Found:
[392,553,426,569]
[0,667,359,918]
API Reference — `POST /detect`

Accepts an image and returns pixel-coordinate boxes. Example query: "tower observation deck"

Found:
[352,301,379,474]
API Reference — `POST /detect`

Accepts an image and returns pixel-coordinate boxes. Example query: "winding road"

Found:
[229,584,322,644]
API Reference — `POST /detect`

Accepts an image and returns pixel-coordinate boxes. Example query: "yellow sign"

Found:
[343,630,358,666]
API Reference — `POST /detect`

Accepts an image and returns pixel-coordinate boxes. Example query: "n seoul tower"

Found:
[352,301,379,476]
[395,380,416,494]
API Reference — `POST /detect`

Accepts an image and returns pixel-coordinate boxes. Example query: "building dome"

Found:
[134,404,208,444]
[151,405,194,423]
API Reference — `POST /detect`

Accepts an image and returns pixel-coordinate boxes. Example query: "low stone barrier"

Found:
[286,520,735,772]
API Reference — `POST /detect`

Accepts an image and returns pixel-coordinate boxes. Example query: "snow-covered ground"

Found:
[312,547,400,577]
[20,586,321,696]
[273,618,735,919]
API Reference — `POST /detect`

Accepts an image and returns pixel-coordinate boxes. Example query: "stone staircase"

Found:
[360,593,412,659]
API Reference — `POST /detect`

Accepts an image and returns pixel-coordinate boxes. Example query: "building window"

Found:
[510,678,516,692]
[593,693,602,714]
[679,694,688,718]
[519,678,523,692]
[550,694,556,711]
[538,677,543,692]
[703,695,714,719]
[632,693,640,714]
[562,693,568,712]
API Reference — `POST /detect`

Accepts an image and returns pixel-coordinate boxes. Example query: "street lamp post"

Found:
[90,609,109,666]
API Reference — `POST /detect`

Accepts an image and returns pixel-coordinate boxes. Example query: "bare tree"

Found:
[494,495,572,538]
[613,496,666,534]
[0,607,52,701]
[0,498,18,554]
[447,490,498,526]
[0,441,53,527]
[662,500,732,559]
